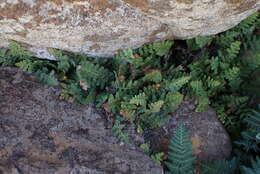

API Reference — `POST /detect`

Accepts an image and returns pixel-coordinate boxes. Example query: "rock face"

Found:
[145,100,232,161]
[0,0,259,59]
[0,67,163,174]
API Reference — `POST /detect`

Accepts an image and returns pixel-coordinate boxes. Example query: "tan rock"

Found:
[0,0,259,59]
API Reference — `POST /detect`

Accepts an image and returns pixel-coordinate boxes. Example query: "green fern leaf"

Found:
[241,157,260,174]
[167,76,191,93]
[152,41,174,57]
[112,122,130,145]
[77,60,111,89]
[15,59,34,72]
[129,92,147,106]
[143,70,162,83]
[166,92,184,112]
[201,158,237,174]
[149,100,164,113]
[235,106,260,152]
[165,122,196,174]
[35,68,59,86]
[226,41,241,60]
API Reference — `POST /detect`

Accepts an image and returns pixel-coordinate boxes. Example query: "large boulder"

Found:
[144,100,232,161]
[0,67,163,174]
[0,0,259,59]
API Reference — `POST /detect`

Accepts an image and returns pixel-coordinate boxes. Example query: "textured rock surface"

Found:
[0,0,259,59]
[0,67,163,174]
[145,100,232,161]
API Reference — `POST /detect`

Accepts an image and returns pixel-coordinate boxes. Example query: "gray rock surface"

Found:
[145,100,232,161]
[0,0,259,59]
[0,67,163,174]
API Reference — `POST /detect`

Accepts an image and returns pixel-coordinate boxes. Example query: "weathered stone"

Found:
[145,100,232,161]
[0,67,163,174]
[0,0,259,59]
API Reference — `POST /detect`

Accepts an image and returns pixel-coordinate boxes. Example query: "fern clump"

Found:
[235,105,260,154]
[77,60,112,89]
[241,157,260,174]
[201,158,237,174]
[165,122,196,174]
[0,11,259,173]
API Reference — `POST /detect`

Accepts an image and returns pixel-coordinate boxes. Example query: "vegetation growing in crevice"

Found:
[0,12,259,173]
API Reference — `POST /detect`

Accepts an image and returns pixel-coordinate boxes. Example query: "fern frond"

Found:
[148,100,164,113]
[129,92,147,106]
[143,70,162,83]
[201,158,237,174]
[167,76,191,93]
[165,122,196,174]
[112,122,130,145]
[77,60,111,89]
[152,41,174,57]
[8,41,32,59]
[226,41,241,61]
[15,59,34,72]
[190,80,210,112]
[241,157,260,174]
[235,106,260,152]
[166,92,184,112]
[35,68,59,86]
[139,41,173,57]
[236,12,259,35]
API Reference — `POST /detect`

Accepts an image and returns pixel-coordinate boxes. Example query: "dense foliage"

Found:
[0,12,259,173]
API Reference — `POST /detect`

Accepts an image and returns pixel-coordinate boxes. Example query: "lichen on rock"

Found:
[0,67,163,174]
[0,0,259,59]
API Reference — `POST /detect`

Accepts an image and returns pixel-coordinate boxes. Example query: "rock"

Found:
[0,0,259,59]
[144,100,232,161]
[0,67,163,174]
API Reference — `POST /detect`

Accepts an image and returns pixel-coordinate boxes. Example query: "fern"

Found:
[112,122,130,145]
[224,66,241,90]
[129,92,147,106]
[0,42,32,66]
[236,12,259,35]
[241,157,260,174]
[15,59,35,72]
[142,70,162,83]
[139,41,173,57]
[165,122,196,174]
[152,41,174,57]
[187,36,212,51]
[8,41,32,59]
[77,60,111,89]
[226,41,241,61]
[201,158,237,174]
[148,100,164,113]
[165,92,184,112]
[190,80,210,112]
[35,68,59,86]
[140,143,165,165]
[51,49,76,72]
[235,106,260,153]
[167,76,191,93]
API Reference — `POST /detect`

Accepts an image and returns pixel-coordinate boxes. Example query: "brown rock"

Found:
[145,100,232,161]
[0,0,259,59]
[0,67,163,174]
